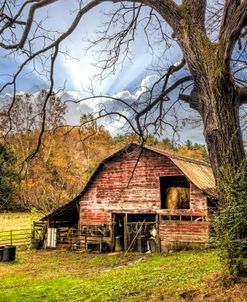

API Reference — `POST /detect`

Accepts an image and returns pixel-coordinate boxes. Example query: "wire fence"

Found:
[0,229,31,247]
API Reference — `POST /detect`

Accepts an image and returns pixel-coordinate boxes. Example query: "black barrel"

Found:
[3,245,16,262]
[0,246,4,261]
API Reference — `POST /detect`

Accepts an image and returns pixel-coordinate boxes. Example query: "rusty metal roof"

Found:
[144,145,217,197]
[170,159,216,196]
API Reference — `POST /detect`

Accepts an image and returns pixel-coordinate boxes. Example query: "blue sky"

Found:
[0,1,205,144]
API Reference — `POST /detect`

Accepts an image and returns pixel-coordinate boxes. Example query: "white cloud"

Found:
[114,90,136,100]
[0,71,207,143]
[135,74,161,98]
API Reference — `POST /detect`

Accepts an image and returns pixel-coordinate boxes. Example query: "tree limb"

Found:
[220,0,247,56]
[0,0,58,49]
[239,87,247,105]
[219,0,241,37]
[143,0,182,34]
[135,75,192,134]
[179,94,191,103]
[25,44,59,161]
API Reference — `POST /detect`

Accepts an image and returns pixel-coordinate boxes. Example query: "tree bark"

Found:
[154,2,246,201]
[201,85,245,193]
[184,48,245,202]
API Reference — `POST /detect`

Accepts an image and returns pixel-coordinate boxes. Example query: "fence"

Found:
[0,229,31,247]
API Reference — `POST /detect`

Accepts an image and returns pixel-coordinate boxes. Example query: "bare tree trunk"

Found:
[173,24,246,201]
[202,89,245,194]
[187,70,246,202]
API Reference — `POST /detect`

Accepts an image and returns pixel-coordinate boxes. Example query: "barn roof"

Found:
[42,143,217,221]
[144,145,216,197]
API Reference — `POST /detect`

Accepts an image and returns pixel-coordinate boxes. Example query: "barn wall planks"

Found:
[160,221,209,249]
[79,148,210,248]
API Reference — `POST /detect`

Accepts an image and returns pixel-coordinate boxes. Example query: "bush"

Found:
[213,158,247,278]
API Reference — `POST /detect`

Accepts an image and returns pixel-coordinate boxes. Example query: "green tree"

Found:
[0,144,18,210]
[185,140,193,150]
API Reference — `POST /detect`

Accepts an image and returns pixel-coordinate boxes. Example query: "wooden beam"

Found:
[124,213,128,252]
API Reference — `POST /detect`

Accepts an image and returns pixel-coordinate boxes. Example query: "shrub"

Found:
[213,158,247,278]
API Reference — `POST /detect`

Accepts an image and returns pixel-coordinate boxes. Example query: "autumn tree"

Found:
[0,100,114,212]
[0,0,246,275]
[0,91,66,211]
[178,139,208,159]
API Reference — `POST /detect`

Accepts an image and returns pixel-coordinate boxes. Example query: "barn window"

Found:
[160,176,190,209]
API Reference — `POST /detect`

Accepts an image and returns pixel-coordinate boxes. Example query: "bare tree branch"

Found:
[0,0,58,49]
[135,75,193,135]
[144,0,182,34]
[25,44,59,161]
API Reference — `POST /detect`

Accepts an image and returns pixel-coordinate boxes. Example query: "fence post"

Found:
[10,230,13,245]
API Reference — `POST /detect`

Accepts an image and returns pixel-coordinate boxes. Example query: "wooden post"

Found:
[124,214,128,252]
[100,236,102,253]
[10,230,13,245]
[155,215,160,253]
[112,214,115,252]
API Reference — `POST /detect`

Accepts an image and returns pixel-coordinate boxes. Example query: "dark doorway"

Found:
[113,213,125,251]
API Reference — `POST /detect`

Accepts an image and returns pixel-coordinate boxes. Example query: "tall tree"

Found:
[0,143,18,210]
[0,0,246,274]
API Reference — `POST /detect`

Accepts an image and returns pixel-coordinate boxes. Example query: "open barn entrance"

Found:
[112,213,159,253]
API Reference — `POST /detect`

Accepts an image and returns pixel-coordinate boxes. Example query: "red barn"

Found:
[42,143,216,252]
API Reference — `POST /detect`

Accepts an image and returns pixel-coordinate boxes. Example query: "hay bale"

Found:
[166,187,189,209]
[166,187,179,209]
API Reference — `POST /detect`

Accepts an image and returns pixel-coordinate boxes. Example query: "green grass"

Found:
[0,212,42,231]
[0,211,43,246]
[0,249,225,302]
[1,213,246,301]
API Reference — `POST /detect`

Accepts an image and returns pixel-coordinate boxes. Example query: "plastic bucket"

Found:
[31,238,42,249]
[3,245,16,262]
[149,238,157,253]
[137,236,147,253]
[115,235,123,252]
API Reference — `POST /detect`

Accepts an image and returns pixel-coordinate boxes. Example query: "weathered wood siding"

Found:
[79,148,209,248]
[160,221,209,249]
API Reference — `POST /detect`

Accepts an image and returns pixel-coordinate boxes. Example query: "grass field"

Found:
[0,211,42,231]
[1,213,247,301]
[0,212,43,247]
[1,249,247,302]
